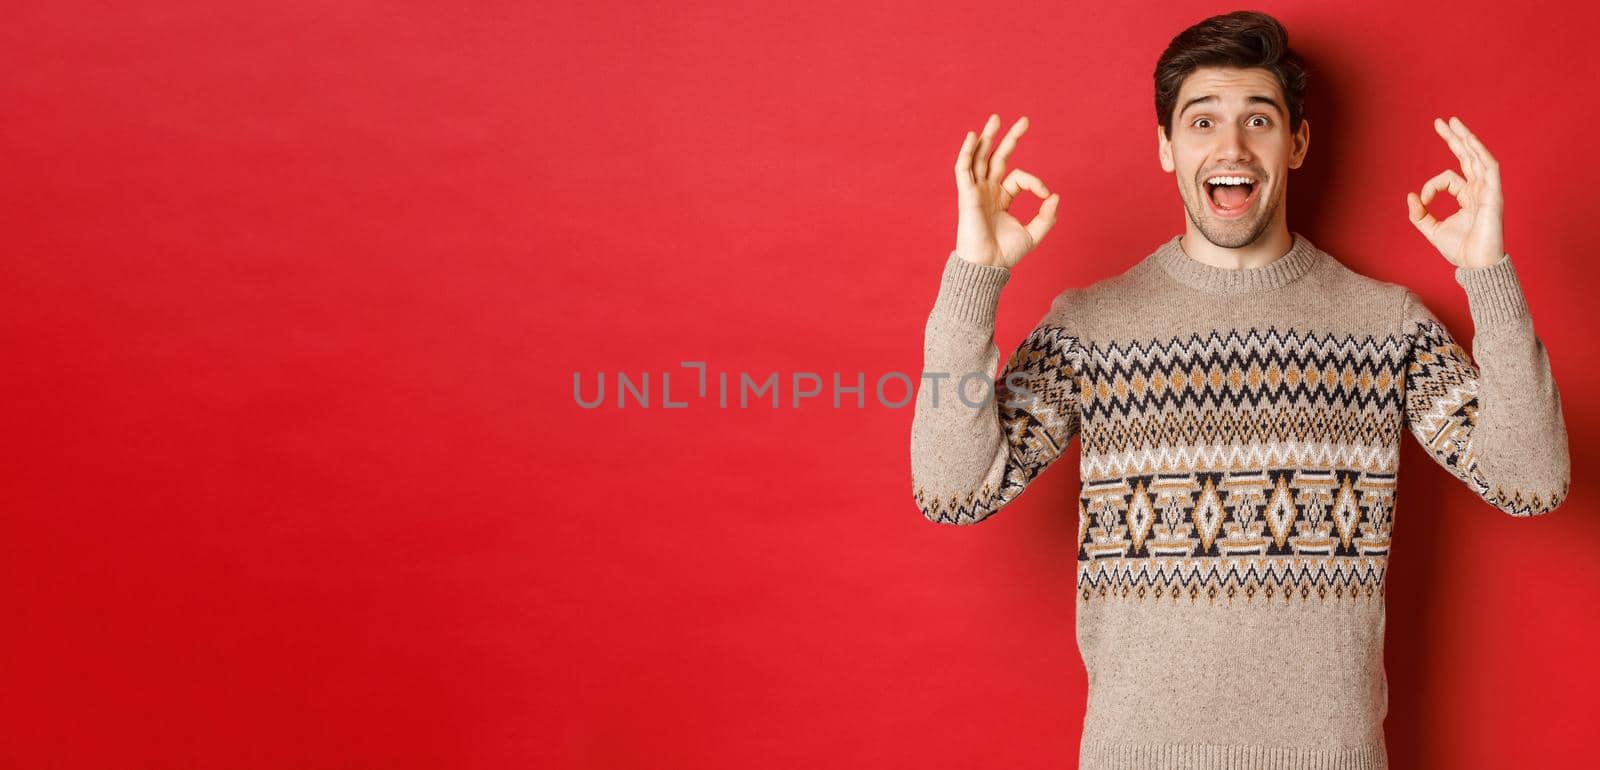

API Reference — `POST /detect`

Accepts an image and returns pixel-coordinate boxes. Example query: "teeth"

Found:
[1206,176,1255,186]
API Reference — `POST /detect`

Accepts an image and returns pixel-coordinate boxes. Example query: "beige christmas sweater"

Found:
[909,232,1570,769]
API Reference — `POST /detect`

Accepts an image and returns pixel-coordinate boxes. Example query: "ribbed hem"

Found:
[1454,252,1530,328]
[1153,231,1324,296]
[1081,740,1387,770]
[929,249,1010,326]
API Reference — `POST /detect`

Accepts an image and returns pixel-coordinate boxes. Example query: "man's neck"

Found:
[1178,225,1294,270]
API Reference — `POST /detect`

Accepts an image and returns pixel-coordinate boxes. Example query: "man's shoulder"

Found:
[1047,251,1153,303]
[1315,248,1408,291]
[1029,251,1158,337]
[1310,248,1415,310]
[1037,269,1126,319]
[1292,247,1425,339]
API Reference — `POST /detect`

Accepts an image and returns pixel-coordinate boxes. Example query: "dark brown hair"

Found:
[1154,11,1309,140]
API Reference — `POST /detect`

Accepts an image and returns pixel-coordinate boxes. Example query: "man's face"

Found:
[1158,66,1309,248]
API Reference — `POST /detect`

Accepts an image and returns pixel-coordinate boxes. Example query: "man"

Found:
[908,10,1570,769]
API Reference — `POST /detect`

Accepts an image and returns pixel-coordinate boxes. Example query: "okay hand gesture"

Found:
[1405,116,1506,270]
[952,113,1061,269]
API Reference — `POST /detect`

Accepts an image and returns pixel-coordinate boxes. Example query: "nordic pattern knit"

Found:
[909,231,1570,769]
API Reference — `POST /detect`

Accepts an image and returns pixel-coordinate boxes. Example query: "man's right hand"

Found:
[952,113,1061,269]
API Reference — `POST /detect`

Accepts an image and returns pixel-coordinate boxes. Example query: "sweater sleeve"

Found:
[910,250,1085,525]
[1399,253,1571,516]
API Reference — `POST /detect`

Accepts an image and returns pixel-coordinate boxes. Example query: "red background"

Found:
[5,1,1597,767]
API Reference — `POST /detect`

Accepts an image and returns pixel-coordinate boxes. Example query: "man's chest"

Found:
[1068,324,1410,570]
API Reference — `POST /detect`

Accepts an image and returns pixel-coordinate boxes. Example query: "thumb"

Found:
[1025,193,1061,245]
[1406,192,1436,232]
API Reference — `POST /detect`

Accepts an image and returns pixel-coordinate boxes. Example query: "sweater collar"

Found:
[1153,231,1322,296]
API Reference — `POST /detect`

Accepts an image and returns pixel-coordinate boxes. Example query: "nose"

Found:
[1216,123,1252,163]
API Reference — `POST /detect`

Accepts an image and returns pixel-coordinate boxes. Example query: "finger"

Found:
[973,113,1000,181]
[1001,167,1051,204]
[1434,117,1479,182]
[1447,117,1483,169]
[1418,168,1468,208]
[1439,116,1481,179]
[1445,116,1487,182]
[1450,117,1498,168]
[1406,191,1438,232]
[1025,193,1062,246]
[987,116,1030,184]
[1451,116,1503,198]
[954,130,978,196]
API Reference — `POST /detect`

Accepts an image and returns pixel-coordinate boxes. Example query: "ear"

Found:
[1157,123,1174,173]
[1289,118,1310,169]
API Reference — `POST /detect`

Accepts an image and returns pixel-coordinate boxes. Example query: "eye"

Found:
[1192,118,1212,128]
[1249,115,1271,127]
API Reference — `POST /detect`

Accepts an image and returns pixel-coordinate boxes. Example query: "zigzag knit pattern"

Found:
[916,325,1081,526]
[918,314,1568,599]
[1403,316,1570,516]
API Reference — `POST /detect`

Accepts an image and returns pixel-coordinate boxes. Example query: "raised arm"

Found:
[1400,115,1571,515]
[910,112,1079,525]
[911,256,1083,525]
[1399,259,1570,516]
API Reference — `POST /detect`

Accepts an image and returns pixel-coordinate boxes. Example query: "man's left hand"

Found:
[1406,116,1506,270]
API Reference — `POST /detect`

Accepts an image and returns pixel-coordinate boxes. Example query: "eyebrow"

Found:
[1179,94,1285,119]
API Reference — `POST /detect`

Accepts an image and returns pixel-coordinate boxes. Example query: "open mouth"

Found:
[1204,179,1259,217]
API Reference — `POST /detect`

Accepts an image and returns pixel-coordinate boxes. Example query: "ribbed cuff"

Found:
[929,250,1010,326]
[1454,252,1529,328]
[1080,739,1387,769]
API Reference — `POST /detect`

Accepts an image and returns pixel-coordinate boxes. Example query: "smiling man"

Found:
[1165,66,1300,257]
[909,10,1570,769]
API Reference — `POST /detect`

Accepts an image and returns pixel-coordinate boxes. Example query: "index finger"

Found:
[987,116,1031,183]
[954,129,978,189]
